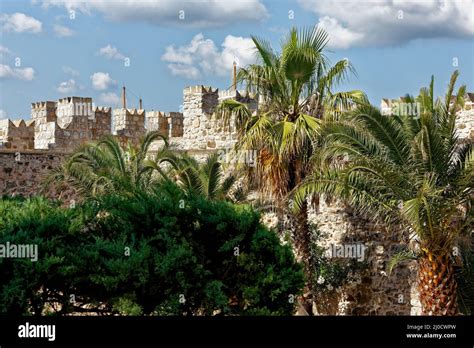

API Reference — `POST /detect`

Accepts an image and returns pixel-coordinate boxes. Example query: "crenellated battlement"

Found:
[17,86,472,154]
[218,89,258,114]
[117,108,146,116]
[94,106,111,113]
[145,110,184,140]
[58,96,92,104]
[217,89,256,100]
[0,118,35,150]
[146,110,168,135]
[4,119,35,128]
[31,101,56,110]
[184,85,218,95]
[112,108,146,143]
[31,101,57,125]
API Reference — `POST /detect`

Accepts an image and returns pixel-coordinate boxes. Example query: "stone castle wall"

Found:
[0,150,75,203]
[0,119,35,150]
[307,99,472,316]
[113,108,145,140]
[176,87,258,151]
[1,86,254,152]
[456,101,474,140]
[0,88,471,316]
[181,86,221,150]
[146,111,184,138]
[0,85,258,199]
[308,200,420,315]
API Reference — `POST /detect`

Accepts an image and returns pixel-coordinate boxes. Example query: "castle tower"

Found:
[56,97,92,129]
[91,107,112,140]
[0,119,35,150]
[182,86,219,148]
[112,108,145,145]
[31,101,57,124]
[112,85,145,145]
[168,112,184,137]
[31,101,57,149]
[145,111,168,136]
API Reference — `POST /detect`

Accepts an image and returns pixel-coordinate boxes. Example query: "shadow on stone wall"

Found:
[0,150,78,205]
[309,199,421,315]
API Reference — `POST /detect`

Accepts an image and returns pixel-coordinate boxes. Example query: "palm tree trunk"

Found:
[418,251,458,315]
[293,199,314,315]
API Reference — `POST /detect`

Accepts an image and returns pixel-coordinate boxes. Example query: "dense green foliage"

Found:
[295,71,473,314]
[0,184,304,316]
[165,152,244,202]
[3,26,472,317]
[217,26,364,203]
[43,131,172,198]
[216,27,366,312]
[296,71,472,257]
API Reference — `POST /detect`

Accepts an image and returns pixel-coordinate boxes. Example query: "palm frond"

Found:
[387,249,418,275]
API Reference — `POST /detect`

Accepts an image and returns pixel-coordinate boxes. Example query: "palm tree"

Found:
[166,152,244,202]
[216,26,364,310]
[44,131,172,199]
[295,70,473,315]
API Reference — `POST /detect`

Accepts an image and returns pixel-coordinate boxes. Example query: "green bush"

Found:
[0,184,304,316]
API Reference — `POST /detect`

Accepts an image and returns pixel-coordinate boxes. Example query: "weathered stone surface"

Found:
[0,150,76,202]
[308,198,417,315]
[456,107,474,140]
[0,88,470,316]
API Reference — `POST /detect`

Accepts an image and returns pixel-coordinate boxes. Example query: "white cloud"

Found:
[0,64,35,80]
[162,47,193,65]
[57,79,77,93]
[40,0,268,27]
[90,72,116,90]
[54,24,74,37]
[317,17,364,49]
[167,64,201,79]
[162,33,256,79]
[98,44,125,60]
[100,92,120,106]
[0,110,7,119]
[62,66,79,76]
[1,13,42,33]
[0,45,11,56]
[298,0,474,48]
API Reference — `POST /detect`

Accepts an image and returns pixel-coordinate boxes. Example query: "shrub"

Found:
[0,184,304,316]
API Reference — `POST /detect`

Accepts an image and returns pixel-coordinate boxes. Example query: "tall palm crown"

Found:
[218,26,364,202]
[296,71,473,315]
[217,26,364,313]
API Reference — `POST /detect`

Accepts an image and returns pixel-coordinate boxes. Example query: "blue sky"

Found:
[0,0,473,120]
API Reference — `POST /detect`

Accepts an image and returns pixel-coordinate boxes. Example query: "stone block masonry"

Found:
[113,108,146,147]
[91,107,112,140]
[0,119,35,150]
[0,150,75,202]
[0,85,259,154]
[145,111,183,138]
[308,199,420,315]
[31,98,108,150]
[146,111,168,135]
[179,87,259,151]
[0,87,471,316]
[0,85,259,198]
[456,99,474,140]
[168,112,184,137]
[182,86,220,150]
